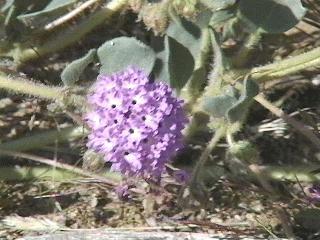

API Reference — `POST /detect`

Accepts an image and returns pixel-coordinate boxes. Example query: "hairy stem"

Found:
[0,166,78,181]
[189,127,226,204]
[251,45,320,82]
[12,0,128,63]
[0,149,119,187]
[0,74,63,100]
[255,164,320,182]
[0,126,87,153]
[181,27,212,104]
[232,30,263,68]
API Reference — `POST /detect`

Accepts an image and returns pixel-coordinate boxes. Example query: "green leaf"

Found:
[202,79,258,122]
[238,0,306,33]
[152,36,194,90]
[166,36,194,89]
[97,37,156,75]
[227,78,259,123]
[202,94,237,118]
[210,8,235,28]
[166,10,211,59]
[17,0,77,28]
[61,49,96,86]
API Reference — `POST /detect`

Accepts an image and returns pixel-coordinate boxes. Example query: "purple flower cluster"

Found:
[85,67,188,179]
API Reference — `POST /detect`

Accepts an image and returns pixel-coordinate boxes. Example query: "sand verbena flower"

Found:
[85,67,188,179]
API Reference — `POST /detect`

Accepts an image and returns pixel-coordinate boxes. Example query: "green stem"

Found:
[0,126,87,153]
[232,30,262,68]
[0,74,63,100]
[189,127,226,203]
[251,45,320,82]
[0,166,78,181]
[12,0,128,63]
[0,149,120,186]
[257,165,320,182]
[181,27,212,104]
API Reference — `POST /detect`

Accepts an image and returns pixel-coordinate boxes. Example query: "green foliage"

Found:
[97,37,156,75]
[229,140,258,163]
[209,8,235,28]
[61,49,97,86]
[238,0,306,33]
[164,36,195,90]
[166,10,211,59]
[152,10,212,91]
[202,78,259,123]
[227,78,259,123]
[202,87,237,118]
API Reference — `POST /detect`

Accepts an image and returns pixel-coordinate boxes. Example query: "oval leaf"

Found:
[97,37,156,75]
[203,94,237,118]
[166,10,211,59]
[238,0,306,33]
[166,36,195,89]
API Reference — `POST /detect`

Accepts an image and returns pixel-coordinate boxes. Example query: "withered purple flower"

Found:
[85,67,188,179]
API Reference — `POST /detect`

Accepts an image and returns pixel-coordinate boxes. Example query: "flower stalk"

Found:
[0,74,63,100]
[251,45,320,82]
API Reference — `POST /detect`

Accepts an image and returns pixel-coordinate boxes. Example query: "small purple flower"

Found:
[174,169,191,184]
[308,185,320,202]
[115,184,131,200]
[85,67,188,179]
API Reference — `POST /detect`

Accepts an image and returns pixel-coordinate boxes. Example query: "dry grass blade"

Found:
[255,94,320,150]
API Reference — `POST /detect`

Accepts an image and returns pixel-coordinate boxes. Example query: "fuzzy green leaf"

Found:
[210,8,235,28]
[227,78,259,123]
[203,94,237,118]
[166,10,211,59]
[166,36,194,89]
[152,36,194,90]
[238,0,306,33]
[97,37,156,75]
[61,49,96,86]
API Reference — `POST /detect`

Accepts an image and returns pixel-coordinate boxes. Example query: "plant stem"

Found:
[0,74,63,100]
[0,126,87,153]
[12,0,128,63]
[189,127,226,204]
[254,164,320,182]
[0,166,78,181]
[181,27,212,104]
[251,45,320,82]
[232,30,262,68]
[0,149,119,187]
